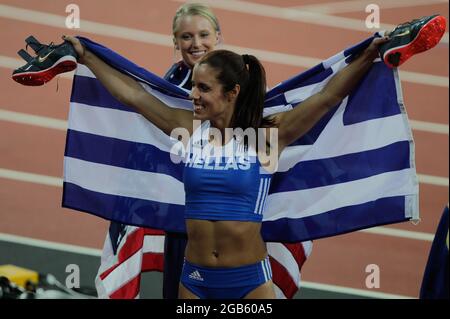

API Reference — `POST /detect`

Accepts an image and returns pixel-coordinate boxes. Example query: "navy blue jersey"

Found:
[164,61,192,91]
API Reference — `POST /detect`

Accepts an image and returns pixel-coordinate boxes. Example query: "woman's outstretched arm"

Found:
[274,36,390,153]
[64,36,194,136]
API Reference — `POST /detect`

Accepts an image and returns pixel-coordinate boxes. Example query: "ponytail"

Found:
[199,50,275,132]
[231,54,274,131]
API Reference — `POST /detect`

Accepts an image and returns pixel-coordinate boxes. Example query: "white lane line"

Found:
[418,174,449,187]
[2,164,446,188]
[0,4,171,46]
[0,168,63,187]
[410,120,449,135]
[0,161,447,195]
[399,71,449,88]
[0,109,67,130]
[0,108,448,187]
[3,52,448,88]
[359,226,434,241]
[0,109,448,187]
[301,281,414,299]
[173,0,449,44]
[1,165,447,189]
[0,232,102,257]
[290,0,448,14]
[0,5,447,88]
[0,232,416,298]
[2,106,448,136]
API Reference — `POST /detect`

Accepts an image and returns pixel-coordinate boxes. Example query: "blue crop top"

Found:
[183,126,272,222]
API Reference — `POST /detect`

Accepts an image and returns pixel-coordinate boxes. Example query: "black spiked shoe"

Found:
[12,36,78,86]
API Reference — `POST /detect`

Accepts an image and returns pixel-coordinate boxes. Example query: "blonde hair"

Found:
[172,3,221,36]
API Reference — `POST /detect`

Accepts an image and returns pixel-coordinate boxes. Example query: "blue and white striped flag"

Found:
[63,36,419,242]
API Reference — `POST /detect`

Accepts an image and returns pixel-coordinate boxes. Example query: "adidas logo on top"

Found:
[188,270,204,281]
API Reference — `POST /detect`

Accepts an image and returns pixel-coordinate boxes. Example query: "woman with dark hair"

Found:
[64,27,389,297]
[105,3,223,299]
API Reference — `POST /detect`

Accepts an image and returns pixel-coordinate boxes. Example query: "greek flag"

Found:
[63,36,419,242]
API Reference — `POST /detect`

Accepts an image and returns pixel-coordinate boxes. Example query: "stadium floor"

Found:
[0,238,372,299]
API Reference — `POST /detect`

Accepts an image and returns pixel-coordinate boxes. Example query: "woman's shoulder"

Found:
[164,61,191,83]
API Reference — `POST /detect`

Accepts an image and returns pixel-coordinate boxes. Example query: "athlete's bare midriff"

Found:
[185,219,267,267]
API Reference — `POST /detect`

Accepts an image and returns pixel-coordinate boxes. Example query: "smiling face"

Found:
[190,63,239,127]
[173,15,219,68]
